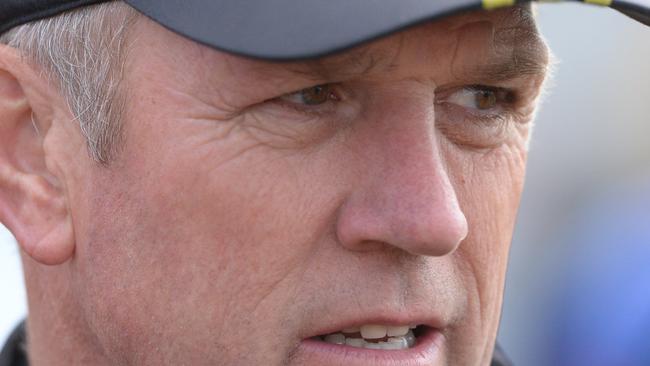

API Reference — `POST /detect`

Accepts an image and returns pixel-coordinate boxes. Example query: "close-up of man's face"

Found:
[4,1,612,365]
[23,6,547,365]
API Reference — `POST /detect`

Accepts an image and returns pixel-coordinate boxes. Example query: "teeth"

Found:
[324,333,346,345]
[364,343,383,350]
[382,338,408,350]
[405,331,416,347]
[360,325,387,339]
[322,329,417,351]
[388,337,409,348]
[386,325,410,337]
[345,338,365,347]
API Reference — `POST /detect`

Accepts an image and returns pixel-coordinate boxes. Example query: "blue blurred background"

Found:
[1,3,649,365]
[499,3,650,365]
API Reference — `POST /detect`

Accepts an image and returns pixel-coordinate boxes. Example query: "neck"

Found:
[21,256,111,366]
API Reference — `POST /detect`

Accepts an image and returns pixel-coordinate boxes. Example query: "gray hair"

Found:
[0,2,137,163]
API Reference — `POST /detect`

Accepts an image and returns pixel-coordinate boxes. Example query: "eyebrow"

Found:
[457,5,550,83]
[463,27,550,83]
[463,34,550,82]
[287,35,549,86]
[283,46,396,81]
[277,6,550,84]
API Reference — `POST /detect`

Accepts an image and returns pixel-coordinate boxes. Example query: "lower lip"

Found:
[293,327,443,366]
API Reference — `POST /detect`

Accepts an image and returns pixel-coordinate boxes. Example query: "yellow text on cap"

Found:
[483,0,516,10]
[584,0,613,6]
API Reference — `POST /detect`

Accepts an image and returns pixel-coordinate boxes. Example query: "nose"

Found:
[336,95,468,257]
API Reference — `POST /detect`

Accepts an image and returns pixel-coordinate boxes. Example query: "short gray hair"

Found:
[0,2,137,163]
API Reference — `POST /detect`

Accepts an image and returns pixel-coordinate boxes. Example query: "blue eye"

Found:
[281,85,336,106]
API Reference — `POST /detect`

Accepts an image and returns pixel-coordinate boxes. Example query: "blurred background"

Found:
[499,3,650,366]
[1,2,649,365]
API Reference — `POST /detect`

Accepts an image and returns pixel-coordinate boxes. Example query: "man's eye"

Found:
[446,86,514,111]
[435,85,525,149]
[280,84,338,106]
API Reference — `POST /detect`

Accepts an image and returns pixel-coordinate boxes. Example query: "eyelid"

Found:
[436,85,518,112]
[270,84,345,115]
[436,85,534,131]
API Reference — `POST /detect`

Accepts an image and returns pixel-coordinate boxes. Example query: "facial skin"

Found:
[0,5,549,366]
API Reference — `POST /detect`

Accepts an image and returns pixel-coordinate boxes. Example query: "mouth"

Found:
[297,322,442,365]
[313,324,424,350]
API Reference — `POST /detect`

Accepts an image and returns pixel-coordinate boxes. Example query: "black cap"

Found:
[1,0,649,60]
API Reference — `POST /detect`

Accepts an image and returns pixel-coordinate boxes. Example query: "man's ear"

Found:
[0,44,75,265]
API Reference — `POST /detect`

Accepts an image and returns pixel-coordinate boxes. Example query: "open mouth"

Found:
[312,324,428,350]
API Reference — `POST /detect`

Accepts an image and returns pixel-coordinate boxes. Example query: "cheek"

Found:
[442,139,527,357]
[456,142,526,289]
[72,118,346,363]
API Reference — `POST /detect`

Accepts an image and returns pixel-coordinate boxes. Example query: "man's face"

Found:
[65,6,548,366]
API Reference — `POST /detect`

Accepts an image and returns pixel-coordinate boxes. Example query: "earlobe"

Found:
[2,175,76,266]
[2,177,76,265]
[0,45,76,265]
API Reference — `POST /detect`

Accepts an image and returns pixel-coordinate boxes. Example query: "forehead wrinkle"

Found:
[280,45,399,81]
[207,4,546,92]
[478,28,549,81]
[451,6,549,83]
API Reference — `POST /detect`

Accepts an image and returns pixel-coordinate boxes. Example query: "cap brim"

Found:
[612,0,650,26]
[124,0,649,61]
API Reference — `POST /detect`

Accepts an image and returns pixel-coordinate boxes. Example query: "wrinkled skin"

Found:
[0,5,549,366]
